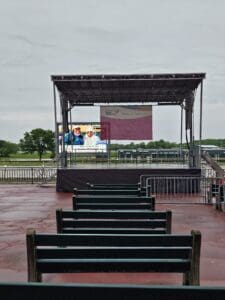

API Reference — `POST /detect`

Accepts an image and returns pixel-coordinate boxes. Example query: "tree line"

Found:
[0,128,54,160]
[110,140,178,151]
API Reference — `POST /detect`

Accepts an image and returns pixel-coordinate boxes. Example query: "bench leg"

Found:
[56,209,63,233]
[183,271,191,285]
[183,230,201,286]
[26,229,42,282]
[166,210,172,234]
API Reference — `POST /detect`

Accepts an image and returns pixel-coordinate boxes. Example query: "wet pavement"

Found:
[0,184,225,286]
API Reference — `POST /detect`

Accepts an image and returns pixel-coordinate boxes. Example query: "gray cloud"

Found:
[7,34,56,49]
[1,0,225,142]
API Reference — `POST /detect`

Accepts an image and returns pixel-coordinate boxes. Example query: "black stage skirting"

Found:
[56,168,201,192]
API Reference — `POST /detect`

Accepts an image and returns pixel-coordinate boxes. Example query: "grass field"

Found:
[7,152,52,159]
[0,152,55,166]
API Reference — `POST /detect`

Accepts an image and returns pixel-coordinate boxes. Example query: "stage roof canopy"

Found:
[52,73,205,106]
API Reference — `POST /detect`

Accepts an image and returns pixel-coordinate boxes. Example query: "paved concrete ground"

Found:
[0,184,225,286]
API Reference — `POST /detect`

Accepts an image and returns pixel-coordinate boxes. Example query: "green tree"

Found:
[19,128,55,161]
[0,140,18,157]
[110,139,179,150]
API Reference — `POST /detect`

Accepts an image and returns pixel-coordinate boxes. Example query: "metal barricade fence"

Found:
[0,167,57,184]
[201,167,217,178]
[140,174,224,204]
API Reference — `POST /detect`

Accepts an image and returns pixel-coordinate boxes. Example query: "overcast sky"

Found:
[1,0,225,143]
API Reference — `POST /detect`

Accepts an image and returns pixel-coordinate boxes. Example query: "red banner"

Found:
[100,105,152,140]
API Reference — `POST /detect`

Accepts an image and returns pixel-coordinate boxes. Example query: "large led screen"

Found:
[58,123,108,153]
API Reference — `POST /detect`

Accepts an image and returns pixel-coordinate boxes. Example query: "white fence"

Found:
[0,167,57,184]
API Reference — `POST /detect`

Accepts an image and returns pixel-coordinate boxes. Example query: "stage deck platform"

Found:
[0,184,225,285]
[56,166,200,192]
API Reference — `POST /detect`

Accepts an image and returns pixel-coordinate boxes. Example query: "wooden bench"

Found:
[26,230,201,285]
[56,209,171,234]
[74,188,146,197]
[1,282,225,300]
[72,195,155,210]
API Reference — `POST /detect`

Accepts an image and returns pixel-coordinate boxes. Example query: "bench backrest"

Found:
[72,195,155,210]
[56,209,171,234]
[74,188,146,196]
[74,203,153,210]
[26,230,201,285]
[73,195,154,203]
[1,283,224,300]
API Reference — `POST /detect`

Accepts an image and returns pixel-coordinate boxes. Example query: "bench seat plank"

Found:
[2,283,225,300]
[61,228,167,234]
[73,196,153,203]
[35,233,192,247]
[37,259,191,273]
[87,183,140,190]
[61,220,167,228]
[75,203,152,210]
[63,220,167,227]
[36,247,191,259]
[74,189,145,196]
[59,210,166,219]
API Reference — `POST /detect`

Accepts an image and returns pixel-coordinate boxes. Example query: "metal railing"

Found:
[140,174,225,204]
[1,167,224,208]
[0,167,57,184]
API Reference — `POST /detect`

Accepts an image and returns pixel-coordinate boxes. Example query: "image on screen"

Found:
[58,123,108,153]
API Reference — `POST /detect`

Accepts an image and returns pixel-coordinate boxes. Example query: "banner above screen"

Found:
[100,105,152,140]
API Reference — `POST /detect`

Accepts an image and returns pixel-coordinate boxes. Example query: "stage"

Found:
[53,73,205,192]
[56,165,201,192]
